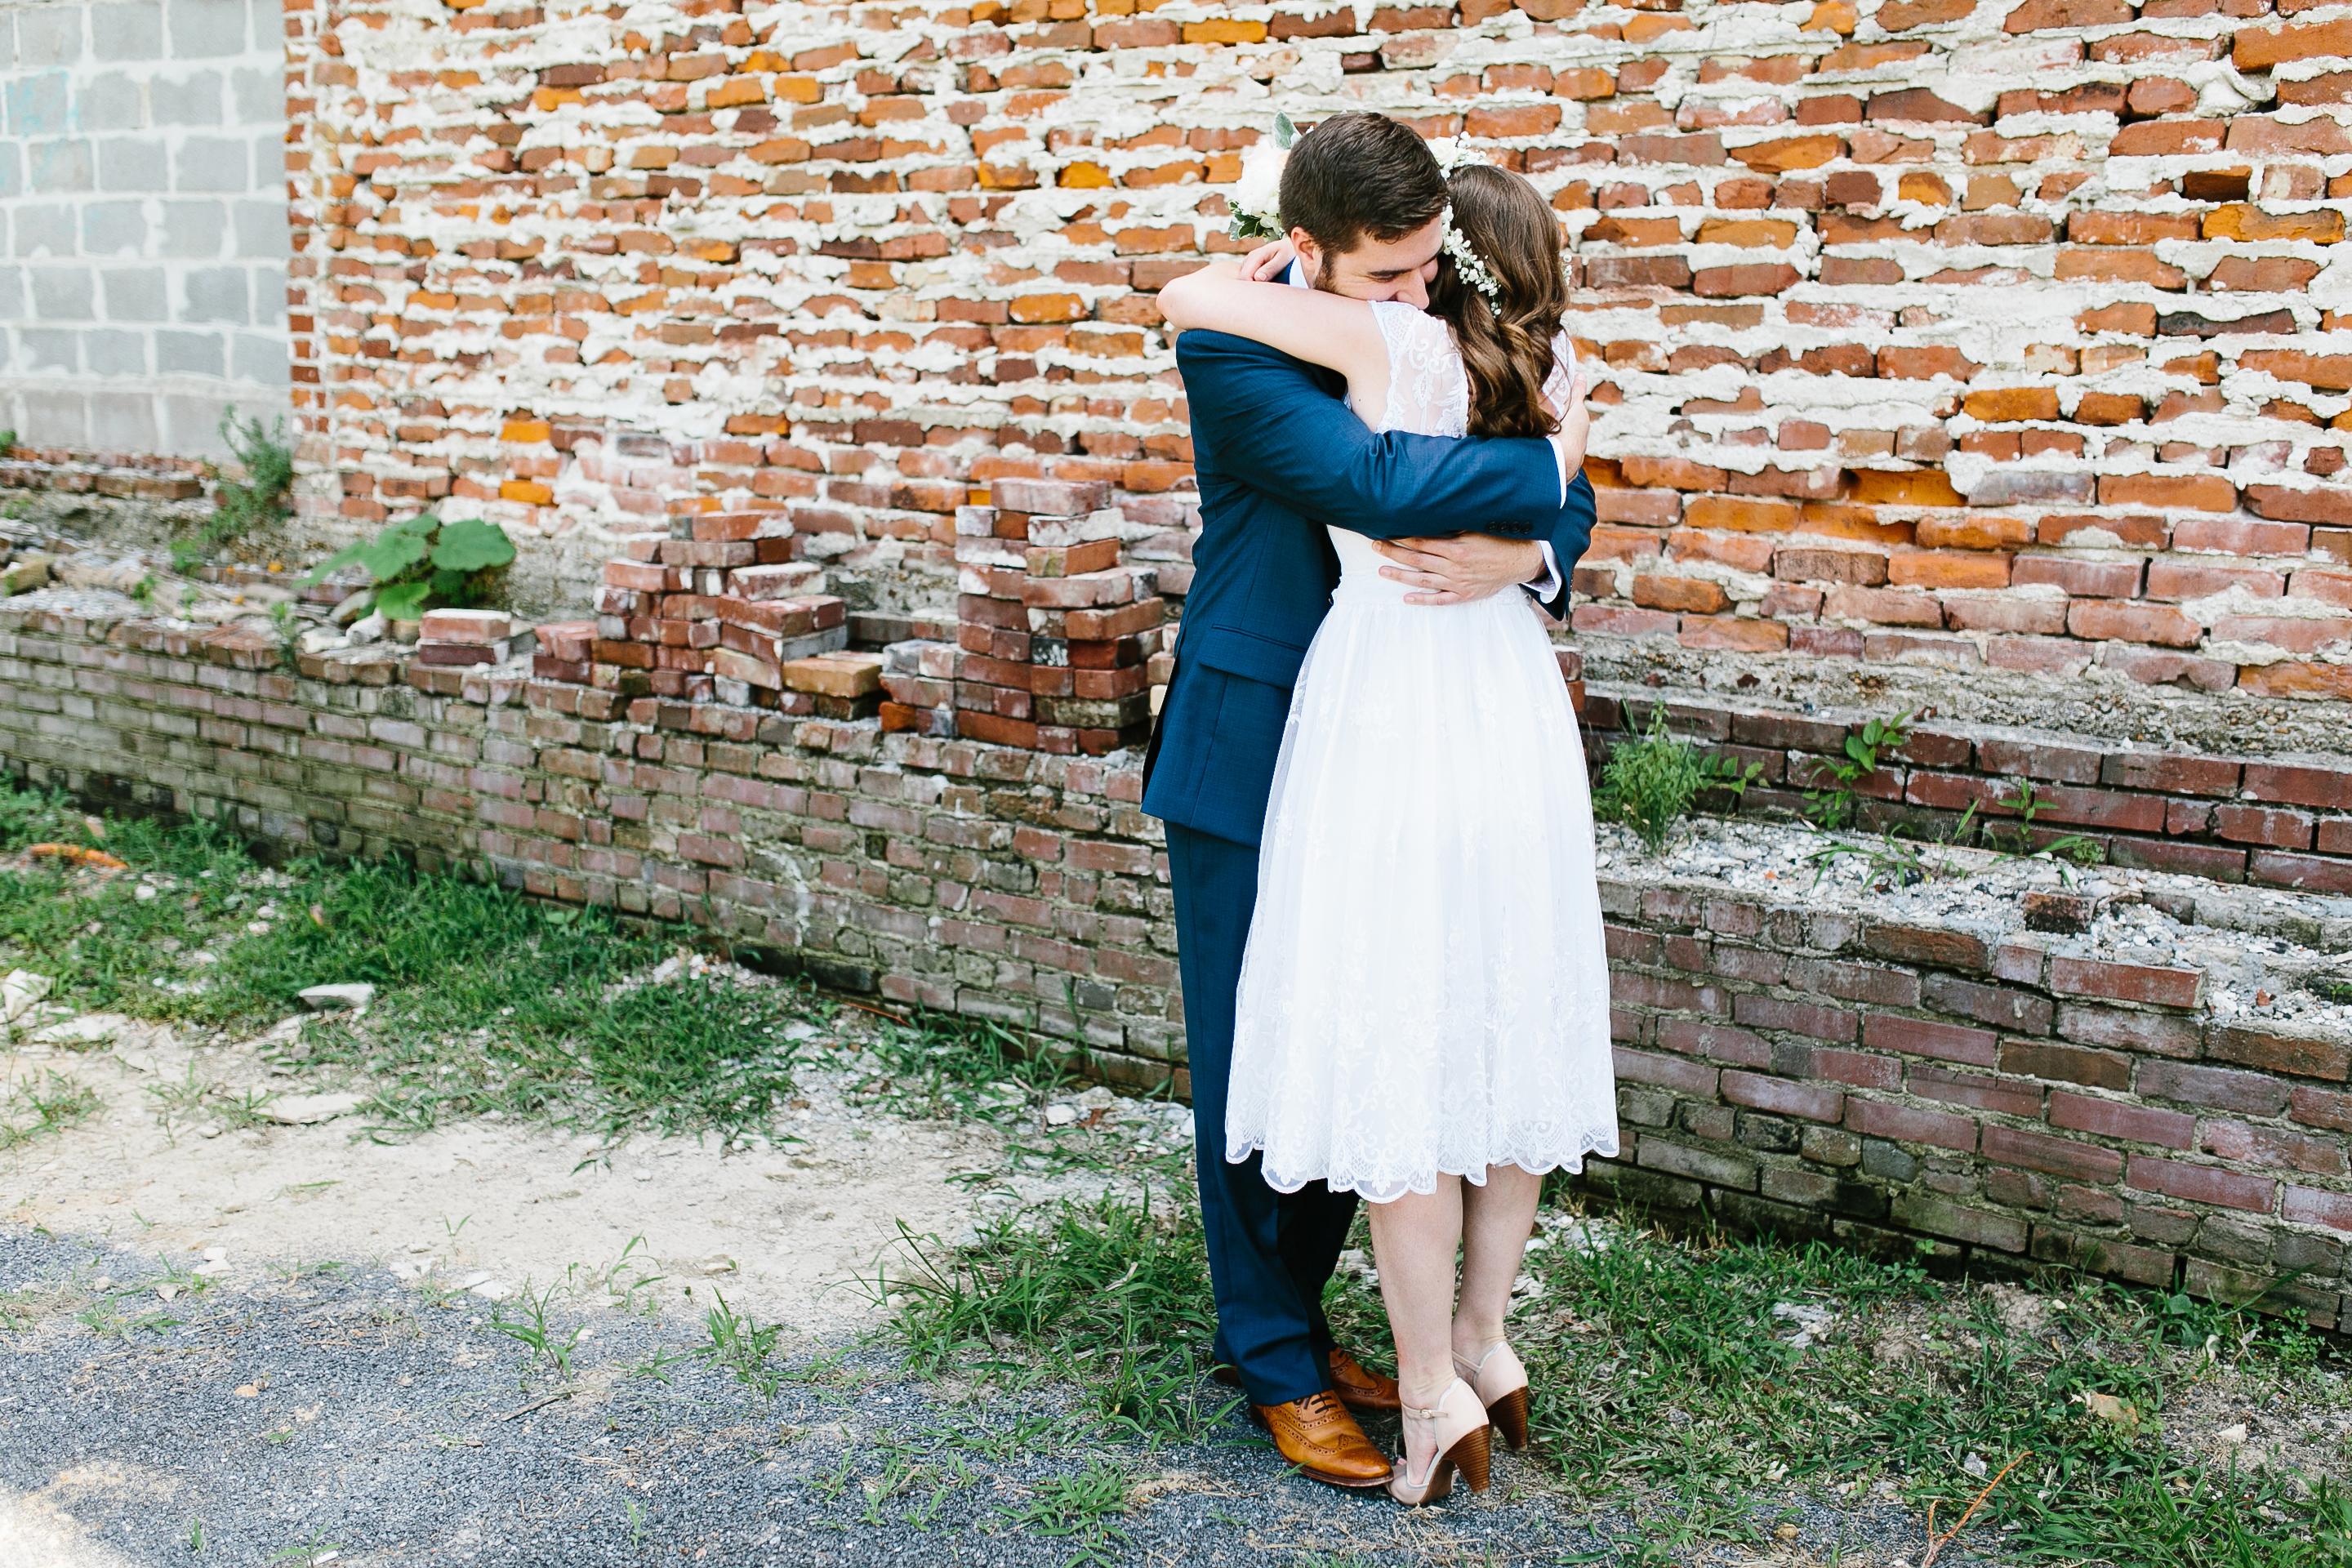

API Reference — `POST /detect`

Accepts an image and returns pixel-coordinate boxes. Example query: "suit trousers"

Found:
[1165,820,1361,1408]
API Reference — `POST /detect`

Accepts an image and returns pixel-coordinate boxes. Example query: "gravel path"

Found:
[1,1228,1975,1568]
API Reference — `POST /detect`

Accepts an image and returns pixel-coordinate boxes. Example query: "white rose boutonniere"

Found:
[1227,112,1297,243]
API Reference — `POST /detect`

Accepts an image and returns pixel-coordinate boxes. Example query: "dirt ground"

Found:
[2,1020,1142,1340]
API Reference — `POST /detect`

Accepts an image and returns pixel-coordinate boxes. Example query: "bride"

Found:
[1160,158,1618,1507]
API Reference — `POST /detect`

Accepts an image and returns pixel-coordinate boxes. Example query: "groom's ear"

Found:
[1290,229,1321,285]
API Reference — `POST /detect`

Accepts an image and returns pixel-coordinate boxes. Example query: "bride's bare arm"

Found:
[1158,262,1392,415]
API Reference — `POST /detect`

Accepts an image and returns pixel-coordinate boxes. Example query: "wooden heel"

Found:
[1488,1385,1530,1451]
[1447,1423,1493,1493]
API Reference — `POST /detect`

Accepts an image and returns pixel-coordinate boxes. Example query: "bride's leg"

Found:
[1452,1164,1542,1365]
[1366,1176,1464,1477]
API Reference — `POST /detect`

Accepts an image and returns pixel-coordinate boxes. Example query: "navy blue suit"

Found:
[1143,329,1597,1406]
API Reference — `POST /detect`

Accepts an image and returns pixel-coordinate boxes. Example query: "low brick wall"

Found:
[1583,684,2352,890]
[5,593,2349,1324]
[1587,879,2350,1329]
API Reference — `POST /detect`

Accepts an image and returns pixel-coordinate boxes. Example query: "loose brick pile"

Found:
[581,501,875,715]
[7,595,2352,1323]
[1,448,207,505]
[928,473,1167,752]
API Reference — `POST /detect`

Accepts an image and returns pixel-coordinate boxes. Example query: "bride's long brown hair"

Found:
[1427,163,1571,440]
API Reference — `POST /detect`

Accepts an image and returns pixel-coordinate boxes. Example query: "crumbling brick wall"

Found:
[278,0,2351,692]
[7,596,2351,1325]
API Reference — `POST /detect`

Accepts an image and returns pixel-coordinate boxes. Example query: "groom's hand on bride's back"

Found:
[1374,534,1544,605]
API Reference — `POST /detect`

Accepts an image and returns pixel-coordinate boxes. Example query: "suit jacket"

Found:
[1143,329,1599,848]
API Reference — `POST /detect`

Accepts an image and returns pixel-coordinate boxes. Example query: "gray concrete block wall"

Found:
[0,0,287,457]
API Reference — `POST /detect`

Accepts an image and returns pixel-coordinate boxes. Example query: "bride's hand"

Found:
[1238,237,1298,283]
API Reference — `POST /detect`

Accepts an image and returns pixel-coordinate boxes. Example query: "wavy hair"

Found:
[1427,163,1571,440]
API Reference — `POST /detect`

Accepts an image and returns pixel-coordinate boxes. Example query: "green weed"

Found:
[1802,709,1911,831]
[698,1290,785,1398]
[175,408,295,573]
[993,1455,1133,1563]
[488,1281,585,1379]
[265,1528,338,1566]
[1595,706,1762,853]
[0,1071,99,1150]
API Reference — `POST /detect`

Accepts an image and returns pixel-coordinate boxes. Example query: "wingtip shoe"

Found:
[1214,1347,1401,1415]
[1326,1347,1401,1413]
[1252,1390,1392,1489]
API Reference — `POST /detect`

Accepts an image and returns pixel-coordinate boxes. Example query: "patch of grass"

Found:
[0,1071,100,1150]
[1507,1213,2350,1566]
[835,1004,1102,1124]
[891,1178,2349,1565]
[0,778,813,1139]
[992,1454,1134,1563]
[885,1190,1236,1444]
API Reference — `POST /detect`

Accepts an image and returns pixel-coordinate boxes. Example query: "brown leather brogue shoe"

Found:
[1252,1391,1392,1489]
[1212,1348,1401,1414]
[1327,1347,1401,1414]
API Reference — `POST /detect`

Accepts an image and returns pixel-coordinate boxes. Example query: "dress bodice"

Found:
[1332,301,1575,608]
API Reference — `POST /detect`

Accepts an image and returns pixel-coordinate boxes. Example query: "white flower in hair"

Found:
[1431,138,1503,306]
[1227,113,1298,243]
[1441,210,1504,307]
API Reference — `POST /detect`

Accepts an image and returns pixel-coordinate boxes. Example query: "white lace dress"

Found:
[1223,301,1619,1205]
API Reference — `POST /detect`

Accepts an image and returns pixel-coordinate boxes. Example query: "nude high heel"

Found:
[1386,1379,1492,1506]
[1453,1341,1531,1451]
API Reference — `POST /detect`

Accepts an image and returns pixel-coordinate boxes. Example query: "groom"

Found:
[1143,112,1596,1486]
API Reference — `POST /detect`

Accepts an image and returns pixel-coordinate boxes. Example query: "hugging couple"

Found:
[1139,111,1620,1506]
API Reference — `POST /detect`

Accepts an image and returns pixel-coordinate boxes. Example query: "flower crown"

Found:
[1430,138,1503,307]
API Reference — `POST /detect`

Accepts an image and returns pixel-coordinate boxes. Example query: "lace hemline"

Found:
[1226,1132,1623,1206]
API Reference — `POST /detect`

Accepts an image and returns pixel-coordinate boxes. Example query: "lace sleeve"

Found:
[1365,301,1470,439]
[1541,330,1578,420]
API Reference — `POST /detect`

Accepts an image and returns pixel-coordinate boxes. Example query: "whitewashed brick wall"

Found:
[0,0,288,456]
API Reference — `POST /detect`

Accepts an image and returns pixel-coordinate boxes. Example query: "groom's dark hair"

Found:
[1278,112,1448,256]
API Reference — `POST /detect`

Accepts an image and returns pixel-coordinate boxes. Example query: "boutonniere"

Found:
[1227,112,1297,243]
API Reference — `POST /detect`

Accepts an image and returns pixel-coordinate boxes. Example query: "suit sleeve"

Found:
[1178,330,1564,541]
[1535,470,1597,621]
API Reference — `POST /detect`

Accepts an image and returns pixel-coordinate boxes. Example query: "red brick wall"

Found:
[279,0,2352,688]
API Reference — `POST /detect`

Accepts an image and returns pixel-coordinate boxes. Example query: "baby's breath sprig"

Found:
[1429,139,1503,306]
[1441,211,1503,306]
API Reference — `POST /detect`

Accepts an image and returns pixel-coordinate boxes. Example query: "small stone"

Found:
[234,1384,260,1398]
[156,1283,180,1301]
[631,1167,653,1181]
[261,1092,364,1125]
[1,969,54,1025]
[297,983,376,1013]
[1044,1103,1078,1126]
[701,1256,737,1276]
[197,1124,224,1139]
[2218,1423,2248,1445]
[30,1013,126,1046]
[1962,1451,1988,1477]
